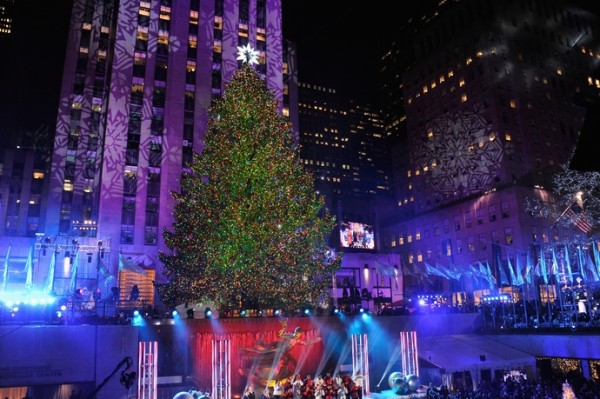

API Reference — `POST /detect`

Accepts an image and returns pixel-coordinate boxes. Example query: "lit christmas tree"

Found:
[158,61,341,314]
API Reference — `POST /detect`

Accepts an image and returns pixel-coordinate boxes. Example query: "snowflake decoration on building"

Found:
[236,43,260,65]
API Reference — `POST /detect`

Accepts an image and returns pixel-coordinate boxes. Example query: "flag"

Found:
[539,250,548,285]
[550,246,559,278]
[44,251,56,294]
[24,247,33,288]
[119,252,147,275]
[525,249,534,285]
[577,246,587,282]
[514,254,525,286]
[565,203,593,234]
[2,246,10,291]
[564,246,573,284]
[442,263,462,281]
[593,241,600,278]
[586,251,600,282]
[506,254,519,285]
[425,262,448,278]
[478,261,492,289]
[498,258,510,286]
[375,259,397,278]
[485,261,496,290]
[68,251,80,293]
[413,263,433,285]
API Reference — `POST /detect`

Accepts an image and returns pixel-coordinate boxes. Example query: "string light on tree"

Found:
[158,63,341,314]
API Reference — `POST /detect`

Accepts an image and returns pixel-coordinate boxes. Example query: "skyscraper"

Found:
[297,82,391,249]
[42,0,289,297]
[380,0,600,298]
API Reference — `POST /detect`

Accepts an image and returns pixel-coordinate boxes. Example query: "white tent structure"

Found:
[418,334,536,390]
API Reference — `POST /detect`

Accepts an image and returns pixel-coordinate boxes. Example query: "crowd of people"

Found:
[243,373,364,399]
[427,371,600,399]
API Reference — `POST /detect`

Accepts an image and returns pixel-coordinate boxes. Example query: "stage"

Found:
[369,388,428,399]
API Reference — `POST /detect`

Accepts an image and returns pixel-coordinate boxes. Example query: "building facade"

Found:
[37,0,288,298]
[380,0,600,301]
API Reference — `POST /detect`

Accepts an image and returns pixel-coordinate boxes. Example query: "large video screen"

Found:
[339,221,375,250]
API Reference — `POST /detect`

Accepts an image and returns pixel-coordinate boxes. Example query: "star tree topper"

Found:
[236,43,260,65]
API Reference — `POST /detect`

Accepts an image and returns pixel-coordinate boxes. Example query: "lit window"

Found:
[139,4,150,17]
[509,99,517,108]
[63,180,74,191]
[448,70,454,77]
[33,172,44,179]
[189,10,199,25]
[466,57,472,65]
[459,79,465,87]
[461,93,468,102]
[505,132,512,141]
[556,68,563,75]
[439,75,445,83]
[188,34,197,48]
[160,5,171,20]
[422,86,428,94]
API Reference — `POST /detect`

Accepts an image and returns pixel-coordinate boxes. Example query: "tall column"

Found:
[138,341,158,399]
[212,338,231,399]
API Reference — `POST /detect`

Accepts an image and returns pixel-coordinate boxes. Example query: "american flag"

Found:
[565,203,593,233]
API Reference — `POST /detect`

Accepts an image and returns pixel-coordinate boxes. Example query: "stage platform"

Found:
[369,388,428,399]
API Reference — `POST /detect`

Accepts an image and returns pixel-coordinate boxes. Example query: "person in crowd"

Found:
[293,374,304,399]
[323,373,337,399]
[283,376,294,399]
[129,284,140,301]
[303,375,315,399]
[259,387,270,399]
[243,385,256,399]
[273,380,284,399]
[314,375,325,399]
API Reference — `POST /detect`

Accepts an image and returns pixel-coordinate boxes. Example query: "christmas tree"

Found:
[158,62,341,314]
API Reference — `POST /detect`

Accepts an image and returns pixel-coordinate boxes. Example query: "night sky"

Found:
[281,1,435,107]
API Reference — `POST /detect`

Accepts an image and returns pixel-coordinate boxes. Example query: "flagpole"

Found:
[552,247,565,324]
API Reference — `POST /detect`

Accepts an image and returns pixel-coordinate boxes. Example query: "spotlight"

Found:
[304,308,310,315]
[171,310,178,317]
[204,307,212,318]
[332,306,339,315]
[274,309,281,316]
[240,309,247,317]
[257,309,263,317]
[359,306,364,313]
[133,309,140,317]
